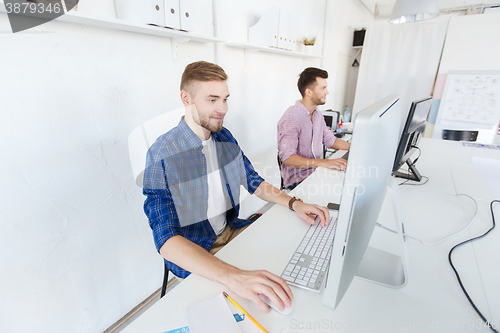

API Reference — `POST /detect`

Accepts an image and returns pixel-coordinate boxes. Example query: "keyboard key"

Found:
[305,226,316,238]
[280,217,337,292]
[295,279,308,286]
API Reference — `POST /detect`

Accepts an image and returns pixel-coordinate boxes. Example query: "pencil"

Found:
[222,291,268,333]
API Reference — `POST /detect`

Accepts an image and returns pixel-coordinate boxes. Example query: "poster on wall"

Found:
[433,71,500,143]
[440,74,499,124]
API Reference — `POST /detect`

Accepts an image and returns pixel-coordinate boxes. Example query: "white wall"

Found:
[430,11,500,143]
[438,12,500,73]
[0,1,372,332]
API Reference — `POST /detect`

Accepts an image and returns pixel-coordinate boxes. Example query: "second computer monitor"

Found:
[392,97,433,181]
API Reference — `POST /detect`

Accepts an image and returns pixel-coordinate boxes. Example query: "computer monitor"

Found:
[392,97,433,182]
[323,95,409,310]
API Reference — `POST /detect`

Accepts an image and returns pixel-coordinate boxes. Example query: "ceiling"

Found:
[359,0,500,17]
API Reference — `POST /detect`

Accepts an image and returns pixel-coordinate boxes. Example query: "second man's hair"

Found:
[180,61,228,96]
[297,67,328,97]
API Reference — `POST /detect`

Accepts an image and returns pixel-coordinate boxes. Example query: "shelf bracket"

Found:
[171,37,190,61]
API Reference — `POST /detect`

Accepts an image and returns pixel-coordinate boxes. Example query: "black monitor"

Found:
[324,115,333,128]
[392,97,433,182]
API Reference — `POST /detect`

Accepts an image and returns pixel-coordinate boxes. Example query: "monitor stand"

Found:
[355,177,410,288]
[393,158,422,182]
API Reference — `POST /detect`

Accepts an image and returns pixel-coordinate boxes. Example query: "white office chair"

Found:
[128,107,185,187]
[128,107,185,297]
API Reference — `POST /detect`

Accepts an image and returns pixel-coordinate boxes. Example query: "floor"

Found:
[104,277,183,333]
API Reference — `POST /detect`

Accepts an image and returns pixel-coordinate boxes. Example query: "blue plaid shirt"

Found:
[143,117,264,278]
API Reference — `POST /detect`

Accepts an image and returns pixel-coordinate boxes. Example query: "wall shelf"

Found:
[0,2,223,60]
[225,42,322,59]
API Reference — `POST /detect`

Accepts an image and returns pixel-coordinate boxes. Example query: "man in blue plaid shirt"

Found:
[143,61,330,314]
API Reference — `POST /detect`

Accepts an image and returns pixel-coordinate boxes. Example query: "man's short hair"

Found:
[180,61,228,96]
[297,67,328,97]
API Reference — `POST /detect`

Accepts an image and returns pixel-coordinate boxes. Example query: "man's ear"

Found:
[304,87,312,98]
[180,90,191,106]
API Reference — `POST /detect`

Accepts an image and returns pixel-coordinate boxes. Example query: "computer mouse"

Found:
[259,294,293,315]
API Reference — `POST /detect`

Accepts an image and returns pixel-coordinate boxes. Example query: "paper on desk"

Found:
[186,294,242,333]
[132,319,190,333]
[226,299,260,333]
[472,157,500,200]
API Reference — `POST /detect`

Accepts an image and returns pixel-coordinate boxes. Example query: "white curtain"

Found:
[352,17,449,124]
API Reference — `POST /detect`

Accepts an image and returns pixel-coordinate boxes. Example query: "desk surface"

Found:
[123,138,500,333]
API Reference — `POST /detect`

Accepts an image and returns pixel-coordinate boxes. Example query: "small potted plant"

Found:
[302,36,316,54]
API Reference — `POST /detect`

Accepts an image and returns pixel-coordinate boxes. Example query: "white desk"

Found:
[122,138,500,333]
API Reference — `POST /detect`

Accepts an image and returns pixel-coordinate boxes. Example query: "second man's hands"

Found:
[320,158,347,171]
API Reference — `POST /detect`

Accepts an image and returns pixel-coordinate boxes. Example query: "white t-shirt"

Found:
[201,136,228,235]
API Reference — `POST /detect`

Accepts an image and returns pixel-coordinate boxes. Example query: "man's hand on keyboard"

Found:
[320,158,347,171]
[293,202,330,227]
[224,268,293,313]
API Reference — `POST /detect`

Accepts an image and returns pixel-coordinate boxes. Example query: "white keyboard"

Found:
[280,216,337,292]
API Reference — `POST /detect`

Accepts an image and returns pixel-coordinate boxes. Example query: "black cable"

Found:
[448,200,499,333]
[399,175,429,186]
[410,145,421,166]
[398,146,424,186]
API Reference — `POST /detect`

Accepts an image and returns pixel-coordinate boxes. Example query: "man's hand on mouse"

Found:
[223,268,293,313]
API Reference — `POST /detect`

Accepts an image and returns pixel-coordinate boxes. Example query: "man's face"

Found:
[310,77,329,106]
[188,80,229,133]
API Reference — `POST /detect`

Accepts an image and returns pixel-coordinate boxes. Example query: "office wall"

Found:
[0,1,372,332]
[428,11,500,142]
[438,12,500,73]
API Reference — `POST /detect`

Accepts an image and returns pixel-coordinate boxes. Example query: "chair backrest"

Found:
[128,107,185,187]
[442,129,478,142]
[277,153,284,190]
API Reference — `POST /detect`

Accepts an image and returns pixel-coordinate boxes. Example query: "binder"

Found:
[277,10,289,49]
[248,6,279,48]
[151,0,166,26]
[179,0,194,32]
[164,0,181,29]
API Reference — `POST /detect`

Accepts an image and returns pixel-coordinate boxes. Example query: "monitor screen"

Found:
[392,97,432,181]
[322,95,405,310]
